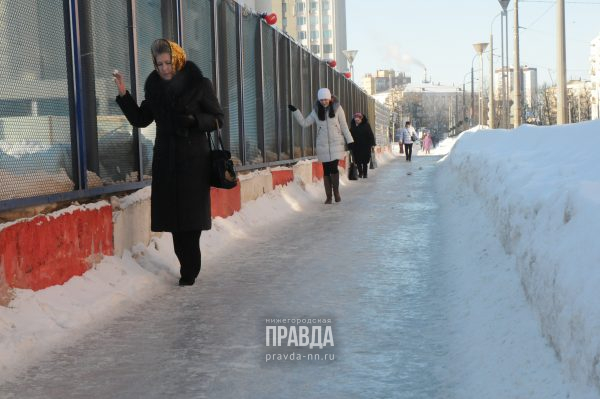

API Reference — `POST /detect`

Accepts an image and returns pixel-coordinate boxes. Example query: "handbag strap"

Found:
[208,119,226,151]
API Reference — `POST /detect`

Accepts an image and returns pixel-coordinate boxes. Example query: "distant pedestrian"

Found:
[350,112,376,178]
[422,132,433,154]
[288,88,354,204]
[400,121,417,161]
[113,39,224,286]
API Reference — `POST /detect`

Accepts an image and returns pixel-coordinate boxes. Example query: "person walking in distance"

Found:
[349,112,376,178]
[288,88,354,204]
[400,121,417,161]
[113,39,224,286]
[422,131,433,155]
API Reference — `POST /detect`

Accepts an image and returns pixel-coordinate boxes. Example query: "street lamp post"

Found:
[489,13,503,129]
[499,0,511,128]
[342,50,358,81]
[513,0,522,127]
[473,42,489,126]
[557,0,568,124]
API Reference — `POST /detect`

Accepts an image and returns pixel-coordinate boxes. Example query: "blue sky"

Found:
[345,0,600,86]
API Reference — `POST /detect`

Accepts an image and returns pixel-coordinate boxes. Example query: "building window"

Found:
[297,2,305,12]
[323,30,332,38]
[310,1,318,12]
[298,31,307,40]
[311,44,320,53]
[323,44,333,53]
[322,1,330,11]
[297,16,306,25]
[310,30,319,40]
[310,15,318,25]
[322,15,330,23]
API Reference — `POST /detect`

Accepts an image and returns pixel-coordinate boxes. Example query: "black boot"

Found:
[323,175,333,204]
[331,173,341,202]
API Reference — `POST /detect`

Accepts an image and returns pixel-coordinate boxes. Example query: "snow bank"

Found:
[441,120,600,390]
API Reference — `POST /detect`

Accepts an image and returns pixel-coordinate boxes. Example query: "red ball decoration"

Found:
[327,59,337,68]
[265,13,277,25]
[343,72,351,79]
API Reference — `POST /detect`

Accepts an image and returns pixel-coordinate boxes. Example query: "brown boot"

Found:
[323,175,333,204]
[331,173,341,202]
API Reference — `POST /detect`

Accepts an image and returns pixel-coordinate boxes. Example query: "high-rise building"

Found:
[255,0,348,71]
[494,65,537,115]
[591,33,600,120]
[362,70,411,95]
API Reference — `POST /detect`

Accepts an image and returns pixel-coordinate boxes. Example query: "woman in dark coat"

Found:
[113,39,224,286]
[349,112,376,178]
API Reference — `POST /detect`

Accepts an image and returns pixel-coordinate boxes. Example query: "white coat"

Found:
[292,100,354,162]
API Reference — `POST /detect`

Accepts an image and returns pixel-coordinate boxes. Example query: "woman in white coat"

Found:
[288,88,354,204]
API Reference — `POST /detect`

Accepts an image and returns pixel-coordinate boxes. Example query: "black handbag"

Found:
[369,149,377,169]
[208,121,237,189]
[348,153,358,180]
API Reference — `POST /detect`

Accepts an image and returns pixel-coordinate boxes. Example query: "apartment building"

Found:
[255,0,348,71]
[591,33,600,120]
[361,69,411,95]
[494,65,538,117]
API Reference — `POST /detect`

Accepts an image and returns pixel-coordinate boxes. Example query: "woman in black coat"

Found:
[113,39,224,286]
[349,112,376,178]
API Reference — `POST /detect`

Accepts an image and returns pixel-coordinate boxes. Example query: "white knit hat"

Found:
[317,87,331,100]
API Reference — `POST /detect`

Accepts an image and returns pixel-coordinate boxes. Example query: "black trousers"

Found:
[404,143,413,161]
[322,160,339,176]
[357,163,368,177]
[172,231,202,281]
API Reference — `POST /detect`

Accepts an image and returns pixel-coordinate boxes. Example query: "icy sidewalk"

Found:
[0,156,452,398]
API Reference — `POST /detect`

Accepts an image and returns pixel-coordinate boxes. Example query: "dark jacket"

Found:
[350,116,376,164]
[116,61,224,232]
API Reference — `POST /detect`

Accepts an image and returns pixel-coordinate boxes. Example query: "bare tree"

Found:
[538,83,556,125]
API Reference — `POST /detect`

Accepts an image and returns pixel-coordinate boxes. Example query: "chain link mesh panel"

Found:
[183,0,214,83]
[218,0,240,164]
[277,34,290,160]
[90,0,137,185]
[301,49,314,156]
[134,0,162,180]
[290,43,302,158]
[0,0,74,201]
[262,25,277,162]
[242,12,261,164]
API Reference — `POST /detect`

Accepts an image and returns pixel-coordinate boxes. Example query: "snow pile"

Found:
[441,120,600,390]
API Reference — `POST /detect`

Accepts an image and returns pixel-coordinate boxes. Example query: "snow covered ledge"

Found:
[0,202,113,303]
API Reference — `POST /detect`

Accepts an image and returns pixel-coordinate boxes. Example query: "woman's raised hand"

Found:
[112,69,126,97]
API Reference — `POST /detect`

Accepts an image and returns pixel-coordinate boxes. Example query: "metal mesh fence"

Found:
[261,24,277,162]
[91,0,138,185]
[219,0,240,164]
[183,0,214,83]
[0,1,381,211]
[0,0,73,202]
[301,50,314,156]
[241,11,261,165]
[134,0,163,179]
[277,33,291,160]
[290,43,302,158]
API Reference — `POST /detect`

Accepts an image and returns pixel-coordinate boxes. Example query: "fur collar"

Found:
[144,61,204,99]
[313,95,340,113]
